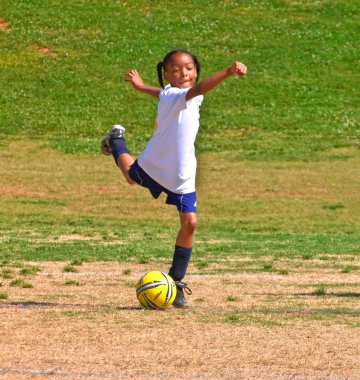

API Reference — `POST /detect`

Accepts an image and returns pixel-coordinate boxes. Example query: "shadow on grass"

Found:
[295,292,360,298]
[287,309,360,316]
[329,292,360,298]
[0,301,142,311]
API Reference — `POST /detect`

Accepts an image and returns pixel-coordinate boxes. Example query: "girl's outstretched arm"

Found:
[186,61,247,101]
[125,69,161,99]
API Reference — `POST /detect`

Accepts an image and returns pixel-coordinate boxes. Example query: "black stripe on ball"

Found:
[143,294,159,309]
[136,280,166,296]
[162,272,173,306]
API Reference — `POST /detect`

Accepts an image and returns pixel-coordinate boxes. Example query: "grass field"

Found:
[0,1,359,379]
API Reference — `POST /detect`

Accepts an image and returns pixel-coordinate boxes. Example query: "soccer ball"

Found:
[136,271,177,310]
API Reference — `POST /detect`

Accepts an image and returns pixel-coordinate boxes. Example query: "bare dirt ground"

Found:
[0,262,359,380]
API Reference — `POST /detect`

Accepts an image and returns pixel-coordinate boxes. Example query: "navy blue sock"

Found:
[111,138,130,164]
[169,245,192,281]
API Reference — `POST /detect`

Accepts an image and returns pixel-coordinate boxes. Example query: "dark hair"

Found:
[157,49,201,89]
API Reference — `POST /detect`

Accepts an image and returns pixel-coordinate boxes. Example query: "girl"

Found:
[101,49,247,308]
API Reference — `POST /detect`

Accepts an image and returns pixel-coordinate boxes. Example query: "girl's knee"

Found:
[180,213,197,233]
[121,168,135,184]
[125,176,136,185]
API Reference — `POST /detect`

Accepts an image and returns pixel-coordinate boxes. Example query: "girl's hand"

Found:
[125,69,161,98]
[228,62,247,76]
[125,69,144,89]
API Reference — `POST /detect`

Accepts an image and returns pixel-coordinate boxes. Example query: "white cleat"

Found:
[100,125,126,156]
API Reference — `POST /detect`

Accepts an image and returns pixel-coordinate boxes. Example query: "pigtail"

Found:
[192,55,201,83]
[157,61,165,89]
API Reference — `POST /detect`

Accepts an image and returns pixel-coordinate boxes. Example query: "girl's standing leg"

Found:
[176,212,197,249]
[169,212,197,308]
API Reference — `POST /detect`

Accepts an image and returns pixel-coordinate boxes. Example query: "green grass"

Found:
[0,0,359,270]
[1,0,359,159]
[0,229,359,263]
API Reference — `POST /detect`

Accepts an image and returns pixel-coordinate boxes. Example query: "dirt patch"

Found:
[34,46,58,58]
[0,19,9,32]
[57,234,95,242]
[0,262,359,379]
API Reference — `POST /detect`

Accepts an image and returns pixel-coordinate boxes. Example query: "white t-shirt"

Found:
[138,85,203,194]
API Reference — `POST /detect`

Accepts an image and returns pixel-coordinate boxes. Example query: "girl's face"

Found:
[163,53,197,89]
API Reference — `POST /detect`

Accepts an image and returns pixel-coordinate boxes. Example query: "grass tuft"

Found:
[225,312,241,323]
[19,265,42,276]
[0,292,9,300]
[64,279,82,286]
[341,265,358,274]
[227,295,237,302]
[137,256,150,264]
[9,279,33,288]
[63,265,79,273]
[1,269,14,279]
[313,285,327,296]
[70,259,86,266]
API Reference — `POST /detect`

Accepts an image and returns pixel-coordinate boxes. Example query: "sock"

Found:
[169,245,192,282]
[111,138,130,164]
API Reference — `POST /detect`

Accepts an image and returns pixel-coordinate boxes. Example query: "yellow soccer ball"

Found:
[136,271,177,309]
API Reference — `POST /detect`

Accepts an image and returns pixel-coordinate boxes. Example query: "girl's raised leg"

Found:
[116,153,135,184]
[101,125,135,184]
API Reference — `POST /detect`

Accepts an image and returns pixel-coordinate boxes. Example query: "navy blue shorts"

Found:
[128,160,197,213]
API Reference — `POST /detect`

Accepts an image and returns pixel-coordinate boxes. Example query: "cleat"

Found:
[101,125,126,156]
[172,281,192,308]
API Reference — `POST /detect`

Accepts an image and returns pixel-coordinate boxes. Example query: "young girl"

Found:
[101,49,247,308]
